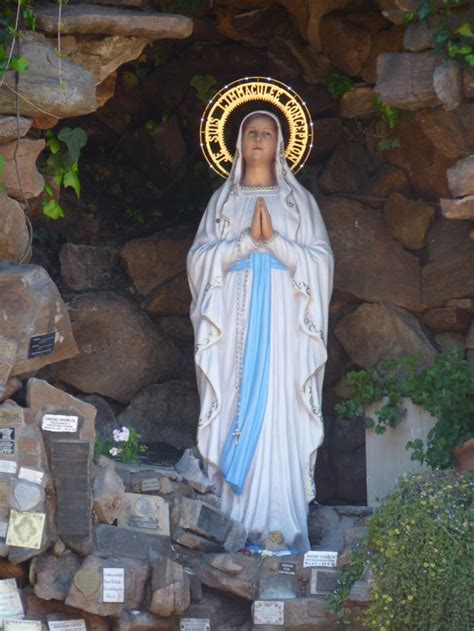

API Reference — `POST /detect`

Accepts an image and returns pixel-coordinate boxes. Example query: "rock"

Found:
[319,143,370,193]
[59,243,124,292]
[176,449,214,494]
[92,461,125,524]
[52,291,182,402]
[414,104,474,161]
[366,165,410,197]
[0,32,96,118]
[335,302,436,369]
[0,376,22,402]
[31,550,81,601]
[447,298,474,314]
[464,67,474,98]
[78,394,117,442]
[0,264,79,377]
[441,197,474,225]
[149,558,190,617]
[95,523,170,561]
[268,37,330,84]
[113,610,173,631]
[36,4,193,39]
[447,156,474,198]
[172,497,232,544]
[319,197,422,312]
[184,589,252,629]
[375,51,441,110]
[66,554,148,616]
[343,526,367,548]
[144,272,191,316]
[320,13,372,76]
[27,378,96,445]
[118,382,198,448]
[404,4,474,52]
[422,219,474,307]
[281,0,351,51]
[422,307,471,333]
[159,316,194,345]
[121,230,193,296]
[217,5,291,48]
[24,587,111,631]
[0,115,32,143]
[433,61,462,111]
[172,528,225,553]
[0,193,31,263]
[1,139,45,200]
[338,86,377,118]
[56,35,150,85]
[224,519,248,553]
[383,193,436,250]
[198,553,260,600]
[311,118,345,159]
[361,24,404,84]
[348,579,371,604]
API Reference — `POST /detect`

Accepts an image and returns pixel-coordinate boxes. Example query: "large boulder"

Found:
[447,156,474,198]
[52,292,182,402]
[335,302,436,369]
[414,104,474,160]
[0,33,96,118]
[319,197,423,312]
[422,219,474,308]
[59,243,125,292]
[320,13,372,76]
[118,382,199,449]
[0,263,78,377]
[319,143,370,193]
[383,193,436,250]
[0,193,31,262]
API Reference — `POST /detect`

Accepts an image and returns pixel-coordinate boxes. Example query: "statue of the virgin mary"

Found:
[187,106,334,552]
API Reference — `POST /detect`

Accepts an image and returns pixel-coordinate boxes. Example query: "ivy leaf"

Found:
[42,198,64,220]
[47,138,61,154]
[190,74,217,103]
[456,22,474,38]
[10,56,29,74]
[57,127,87,164]
[63,169,81,198]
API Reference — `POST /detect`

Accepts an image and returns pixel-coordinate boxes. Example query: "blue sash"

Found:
[220,252,286,495]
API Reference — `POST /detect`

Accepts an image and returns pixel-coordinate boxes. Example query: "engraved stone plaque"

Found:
[102,567,124,603]
[180,619,211,631]
[4,621,42,631]
[117,493,170,536]
[28,332,56,359]
[253,601,284,625]
[0,407,23,468]
[6,510,45,549]
[10,479,44,512]
[18,427,43,470]
[50,440,91,539]
[310,569,340,594]
[0,460,16,474]
[0,578,24,622]
[95,524,170,561]
[0,408,23,426]
[48,621,87,631]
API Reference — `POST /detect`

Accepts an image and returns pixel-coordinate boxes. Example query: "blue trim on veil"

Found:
[220,252,286,495]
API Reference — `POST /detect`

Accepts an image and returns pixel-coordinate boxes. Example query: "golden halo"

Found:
[200,76,313,178]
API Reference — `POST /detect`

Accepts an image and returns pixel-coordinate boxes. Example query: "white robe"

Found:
[187,112,334,552]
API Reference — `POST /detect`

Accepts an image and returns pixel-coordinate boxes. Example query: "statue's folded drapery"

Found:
[187,111,334,552]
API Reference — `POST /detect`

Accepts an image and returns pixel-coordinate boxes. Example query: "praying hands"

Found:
[250,196,274,243]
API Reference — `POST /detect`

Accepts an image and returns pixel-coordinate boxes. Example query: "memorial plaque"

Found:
[42,414,78,433]
[10,479,44,511]
[0,460,16,474]
[4,621,42,631]
[117,493,170,536]
[310,569,340,594]
[74,569,100,598]
[253,601,284,625]
[0,578,24,622]
[48,621,87,631]
[50,440,91,538]
[6,510,45,549]
[180,619,211,631]
[102,567,124,603]
[139,478,161,492]
[18,468,44,485]
[0,427,15,455]
[258,573,299,600]
[0,408,23,426]
[279,562,296,576]
[196,504,229,542]
[95,524,170,561]
[28,332,56,359]
[303,551,338,568]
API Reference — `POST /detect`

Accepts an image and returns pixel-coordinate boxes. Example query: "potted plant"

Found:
[336,349,474,471]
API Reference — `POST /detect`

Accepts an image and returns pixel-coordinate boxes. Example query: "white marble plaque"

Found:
[180,619,211,631]
[48,622,87,631]
[253,601,284,625]
[18,468,44,485]
[6,510,45,549]
[0,460,17,474]
[11,480,43,511]
[0,578,24,622]
[303,551,338,568]
[102,568,124,603]
[42,415,78,433]
[4,621,42,631]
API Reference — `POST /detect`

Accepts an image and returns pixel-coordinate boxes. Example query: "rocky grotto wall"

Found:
[0,0,473,627]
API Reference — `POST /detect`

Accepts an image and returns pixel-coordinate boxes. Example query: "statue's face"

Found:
[241,115,278,168]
